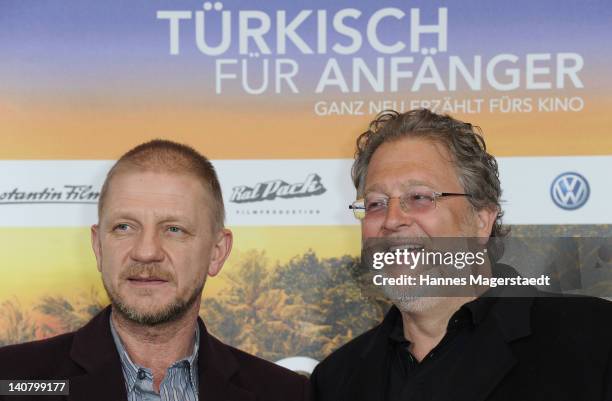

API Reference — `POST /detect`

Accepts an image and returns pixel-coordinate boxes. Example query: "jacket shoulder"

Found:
[311,324,380,389]
[210,336,309,401]
[531,294,612,339]
[318,323,379,368]
[0,332,80,379]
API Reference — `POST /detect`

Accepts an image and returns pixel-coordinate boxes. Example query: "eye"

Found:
[407,192,434,204]
[113,223,130,232]
[364,198,388,212]
[167,226,183,234]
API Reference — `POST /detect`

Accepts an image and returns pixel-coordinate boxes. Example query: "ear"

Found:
[207,228,233,277]
[91,224,103,273]
[475,206,498,242]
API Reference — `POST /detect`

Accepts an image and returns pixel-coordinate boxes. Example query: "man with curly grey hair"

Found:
[311,109,612,401]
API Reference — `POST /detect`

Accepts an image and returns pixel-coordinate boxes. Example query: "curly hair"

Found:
[352,109,508,241]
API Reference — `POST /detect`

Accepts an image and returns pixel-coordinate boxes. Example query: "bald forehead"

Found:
[99,169,211,218]
[365,137,463,194]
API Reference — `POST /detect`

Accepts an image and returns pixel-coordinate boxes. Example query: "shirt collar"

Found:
[109,313,200,393]
[387,295,496,345]
[463,289,497,325]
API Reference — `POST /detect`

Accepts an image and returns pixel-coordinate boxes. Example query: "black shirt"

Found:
[385,296,495,401]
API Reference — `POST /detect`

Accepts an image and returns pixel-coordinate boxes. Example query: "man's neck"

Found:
[400,296,474,362]
[111,304,200,391]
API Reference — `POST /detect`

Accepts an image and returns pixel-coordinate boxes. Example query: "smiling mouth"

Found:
[389,244,425,252]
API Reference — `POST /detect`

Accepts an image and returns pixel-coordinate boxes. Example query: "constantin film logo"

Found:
[0,185,99,205]
[550,172,590,210]
[230,173,326,216]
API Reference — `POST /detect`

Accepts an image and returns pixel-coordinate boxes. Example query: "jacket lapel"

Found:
[69,368,128,401]
[435,293,535,401]
[68,306,128,401]
[67,308,257,401]
[435,316,517,401]
[197,319,256,401]
[345,281,536,401]
[345,306,399,401]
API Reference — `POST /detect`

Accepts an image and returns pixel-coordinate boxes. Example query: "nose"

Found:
[381,197,415,235]
[130,228,164,263]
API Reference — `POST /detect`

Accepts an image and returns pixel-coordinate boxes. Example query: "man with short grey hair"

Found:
[0,139,310,401]
[311,109,612,401]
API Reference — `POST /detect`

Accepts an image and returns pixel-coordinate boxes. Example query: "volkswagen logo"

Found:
[550,172,590,210]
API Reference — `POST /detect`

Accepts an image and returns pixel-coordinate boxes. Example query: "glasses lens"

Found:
[364,197,388,213]
[351,200,366,220]
[400,190,436,212]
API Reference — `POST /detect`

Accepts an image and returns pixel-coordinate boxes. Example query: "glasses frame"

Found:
[349,191,473,220]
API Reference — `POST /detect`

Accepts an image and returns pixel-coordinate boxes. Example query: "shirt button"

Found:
[137,370,146,380]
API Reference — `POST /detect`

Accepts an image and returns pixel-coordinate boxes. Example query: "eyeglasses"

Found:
[349,190,472,220]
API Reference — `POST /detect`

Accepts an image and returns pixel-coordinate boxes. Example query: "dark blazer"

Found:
[0,306,309,401]
[311,286,612,401]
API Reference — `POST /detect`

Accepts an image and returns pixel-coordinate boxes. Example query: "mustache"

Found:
[120,263,174,282]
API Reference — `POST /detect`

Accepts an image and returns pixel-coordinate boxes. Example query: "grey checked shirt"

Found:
[110,316,199,401]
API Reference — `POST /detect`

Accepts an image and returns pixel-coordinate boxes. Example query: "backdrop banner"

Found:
[1,0,611,373]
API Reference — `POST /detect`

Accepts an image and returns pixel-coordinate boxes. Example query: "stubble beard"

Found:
[382,283,442,314]
[380,219,479,314]
[102,274,205,326]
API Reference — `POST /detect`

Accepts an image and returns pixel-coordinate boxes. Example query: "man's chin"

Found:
[103,278,205,325]
[108,289,203,326]
[390,295,443,314]
[112,299,193,326]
